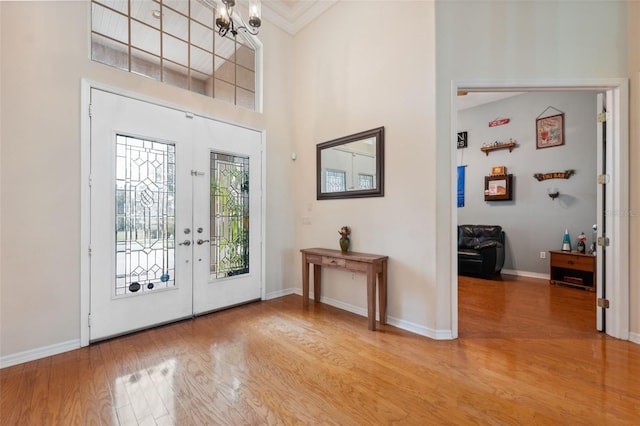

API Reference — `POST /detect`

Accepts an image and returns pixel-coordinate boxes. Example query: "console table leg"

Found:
[367,266,376,331]
[378,261,387,325]
[302,253,310,306]
[313,264,321,303]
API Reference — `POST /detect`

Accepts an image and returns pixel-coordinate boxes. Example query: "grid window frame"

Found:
[91,0,259,111]
[358,173,374,190]
[325,169,347,193]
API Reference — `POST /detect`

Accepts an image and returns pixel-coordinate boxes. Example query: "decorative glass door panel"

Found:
[115,135,176,296]
[210,152,250,279]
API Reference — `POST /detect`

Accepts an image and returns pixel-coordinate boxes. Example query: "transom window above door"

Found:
[91,0,259,111]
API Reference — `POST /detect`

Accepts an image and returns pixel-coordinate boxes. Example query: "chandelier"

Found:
[215,0,262,37]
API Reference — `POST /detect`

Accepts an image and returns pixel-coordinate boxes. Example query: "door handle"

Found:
[197,239,210,245]
[179,240,191,246]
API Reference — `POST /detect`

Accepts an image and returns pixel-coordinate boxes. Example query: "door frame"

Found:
[449,79,629,341]
[80,80,267,347]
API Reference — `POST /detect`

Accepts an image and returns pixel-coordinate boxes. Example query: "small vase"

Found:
[577,232,586,254]
[339,237,350,253]
[577,240,586,254]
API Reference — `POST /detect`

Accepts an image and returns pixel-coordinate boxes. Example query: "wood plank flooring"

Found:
[2,275,639,425]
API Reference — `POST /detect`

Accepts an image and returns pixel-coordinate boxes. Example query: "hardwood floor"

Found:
[2,275,639,425]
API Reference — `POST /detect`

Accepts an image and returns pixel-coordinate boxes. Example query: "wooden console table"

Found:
[300,248,388,331]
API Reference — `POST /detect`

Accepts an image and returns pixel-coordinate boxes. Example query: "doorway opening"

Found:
[450,81,629,341]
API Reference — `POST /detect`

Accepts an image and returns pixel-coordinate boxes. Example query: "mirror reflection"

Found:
[316,127,384,200]
[321,138,376,192]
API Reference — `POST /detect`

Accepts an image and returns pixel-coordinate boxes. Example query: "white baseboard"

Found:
[3,300,633,370]
[290,289,452,340]
[501,269,550,280]
[1,339,80,369]
[385,316,454,340]
[265,288,296,300]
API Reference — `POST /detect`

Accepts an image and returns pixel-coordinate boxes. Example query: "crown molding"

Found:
[262,0,338,35]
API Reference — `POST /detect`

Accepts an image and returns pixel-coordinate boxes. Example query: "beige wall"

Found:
[291,1,438,334]
[628,0,640,340]
[0,1,295,358]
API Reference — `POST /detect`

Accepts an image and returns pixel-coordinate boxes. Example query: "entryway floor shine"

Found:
[1,275,638,425]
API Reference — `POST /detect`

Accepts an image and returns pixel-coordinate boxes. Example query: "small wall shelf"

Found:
[480,141,517,156]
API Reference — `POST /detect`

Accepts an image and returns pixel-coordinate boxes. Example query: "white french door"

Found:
[192,115,262,314]
[89,89,262,341]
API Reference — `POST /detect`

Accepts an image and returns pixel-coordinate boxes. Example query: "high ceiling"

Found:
[261,0,337,34]
[262,1,524,110]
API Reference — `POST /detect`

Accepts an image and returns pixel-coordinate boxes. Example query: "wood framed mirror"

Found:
[316,127,385,200]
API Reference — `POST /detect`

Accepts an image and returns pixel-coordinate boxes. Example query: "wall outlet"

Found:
[540,251,546,259]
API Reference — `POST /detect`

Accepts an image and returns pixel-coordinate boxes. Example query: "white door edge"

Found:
[80,80,91,347]
[596,93,605,331]
[260,130,267,302]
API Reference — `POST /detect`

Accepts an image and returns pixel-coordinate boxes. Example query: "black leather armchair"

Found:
[458,225,505,277]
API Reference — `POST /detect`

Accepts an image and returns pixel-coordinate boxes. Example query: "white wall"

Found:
[628,1,640,342]
[458,91,597,275]
[0,1,295,360]
[436,0,630,334]
[292,1,439,335]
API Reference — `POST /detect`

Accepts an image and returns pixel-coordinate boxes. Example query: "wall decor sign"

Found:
[536,111,565,149]
[457,131,468,149]
[491,166,506,176]
[488,118,510,127]
[533,169,575,181]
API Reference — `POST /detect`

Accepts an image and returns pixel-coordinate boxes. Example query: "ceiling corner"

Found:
[262,0,337,35]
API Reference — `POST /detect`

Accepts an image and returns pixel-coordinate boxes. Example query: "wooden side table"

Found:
[549,250,596,291]
[300,248,388,331]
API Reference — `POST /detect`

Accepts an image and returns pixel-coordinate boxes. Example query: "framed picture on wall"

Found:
[484,174,513,201]
[536,113,565,149]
